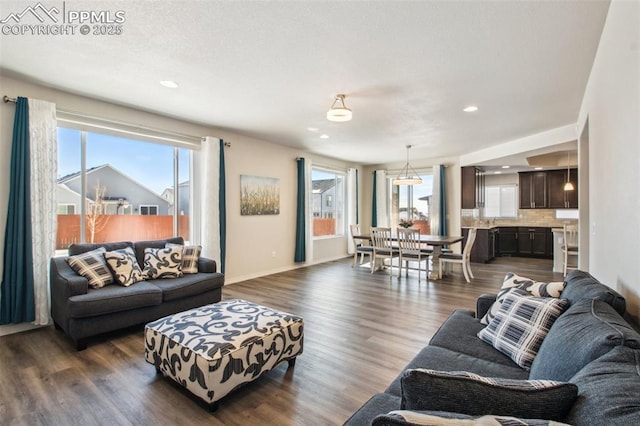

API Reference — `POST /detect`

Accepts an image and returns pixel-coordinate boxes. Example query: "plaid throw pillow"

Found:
[374,411,571,426]
[478,288,569,370]
[166,243,201,274]
[143,246,183,279]
[104,247,144,286]
[480,272,565,325]
[66,247,113,289]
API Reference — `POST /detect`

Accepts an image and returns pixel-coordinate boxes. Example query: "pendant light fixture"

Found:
[563,151,575,191]
[393,145,423,185]
[326,94,352,122]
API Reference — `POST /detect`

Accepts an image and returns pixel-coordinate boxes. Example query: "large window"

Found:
[484,185,517,218]
[311,169,344,237]
[56,128,193,250]
[389,173,433,234]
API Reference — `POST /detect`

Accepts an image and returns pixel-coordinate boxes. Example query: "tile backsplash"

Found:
[461,209,577,228]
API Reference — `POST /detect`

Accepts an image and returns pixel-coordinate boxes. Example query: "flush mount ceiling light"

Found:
[393,145,423,185]
[563,151,575,191]
[326,94,352,122]
[160,80,179,88]
[463,105,478,112]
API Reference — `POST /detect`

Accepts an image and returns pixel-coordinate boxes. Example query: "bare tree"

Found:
[86,182,110,243]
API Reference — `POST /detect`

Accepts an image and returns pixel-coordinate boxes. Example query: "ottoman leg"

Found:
[155,366,163,375]
[206,401,219,412]
[287,357,297,368]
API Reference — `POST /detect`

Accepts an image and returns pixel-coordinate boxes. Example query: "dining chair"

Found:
[349,224,373,268]
[397,227,430,281]
[562,223,579,276]
[370,227,400,275]
[439,227,476,283]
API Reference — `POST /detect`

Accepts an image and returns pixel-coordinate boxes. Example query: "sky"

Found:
[57,128,190,194]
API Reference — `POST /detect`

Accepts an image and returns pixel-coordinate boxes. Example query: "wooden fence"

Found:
[313,218,336,236]
[56,215,189,249]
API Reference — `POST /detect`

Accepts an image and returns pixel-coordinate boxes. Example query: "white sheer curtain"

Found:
[29,99,57,325]
[430,164,443,236]
[346,168,358,253]
[374,170,389,227]
[197,137,222,265]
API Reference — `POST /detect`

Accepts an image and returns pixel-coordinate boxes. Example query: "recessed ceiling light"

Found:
[307,127,319,132]
[494,171,502,174]
[320,134,329,139]
[160,80,179,88]
[463,105,478,112]
[501,166,510,169]
[534,167,543,170]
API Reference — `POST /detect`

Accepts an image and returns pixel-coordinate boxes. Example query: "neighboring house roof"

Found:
[312,179,336,194]
[58,163,164,201]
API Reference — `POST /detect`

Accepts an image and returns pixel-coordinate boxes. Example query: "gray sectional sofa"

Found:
[50,237,225,350]
[344,270,640,425]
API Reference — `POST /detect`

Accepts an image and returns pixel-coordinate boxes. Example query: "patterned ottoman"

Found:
[144,299,304,409]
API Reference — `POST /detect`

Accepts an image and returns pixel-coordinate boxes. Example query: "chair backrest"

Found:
[564,223,578,247]
[371,227,393,250]
[462,228,477,260]
[350,224,362,244]
[397,227,421,252]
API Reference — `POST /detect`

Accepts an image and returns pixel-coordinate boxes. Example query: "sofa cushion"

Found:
[429,310,526,367]
[166,243,201,274]
[373,411,571,426]
[66,247,114,289]
[143,246,184,279]
[386,345,528,396]
[565,346,640,425]
[480,273,564,325]
[562,270,626,315]
[134,237,183,268]
[148,273,219,302]
[342,393,402,426]
[529,299,640,382]
[104,247,145,287]
[400,369,577,421]
[68,241,133,256]
[67,281,162,318]
[478,289,569,370]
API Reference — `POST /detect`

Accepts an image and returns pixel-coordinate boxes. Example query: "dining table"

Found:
[353,233,464,280]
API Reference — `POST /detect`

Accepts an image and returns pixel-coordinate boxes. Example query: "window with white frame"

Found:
[484,185,517,218]
[56,127,193,249]
[140,205,159,215]
[311,168,344,237]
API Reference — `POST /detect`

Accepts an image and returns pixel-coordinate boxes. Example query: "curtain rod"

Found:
[3,94,211,145]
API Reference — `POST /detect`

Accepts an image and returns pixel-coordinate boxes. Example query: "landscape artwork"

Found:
[240,175,280,215]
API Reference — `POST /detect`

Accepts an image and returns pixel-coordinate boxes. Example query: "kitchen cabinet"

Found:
[496,227,552,258]
[519,172,547,209]
[547,169,579,209]
[517,227,550,257]
[496,227,518,256]
[462,228,496,263]
[461,166,485,209]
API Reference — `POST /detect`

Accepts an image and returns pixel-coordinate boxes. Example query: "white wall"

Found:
[0,75,354,290]
[577,0,640,322]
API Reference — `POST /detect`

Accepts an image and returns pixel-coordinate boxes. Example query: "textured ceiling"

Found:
[0,1,610,164]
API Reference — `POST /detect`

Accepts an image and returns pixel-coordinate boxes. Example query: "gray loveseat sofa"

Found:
[50,237,225,350]
[344,270,640,425]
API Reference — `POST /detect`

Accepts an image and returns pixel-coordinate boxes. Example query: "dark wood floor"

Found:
[0,257,562,425]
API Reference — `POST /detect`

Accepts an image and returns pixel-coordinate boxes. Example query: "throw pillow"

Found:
[480,272,565,325]
[66,247,113,289]
[143,246,183,279]
[104,246,144,286]
[165,243,202,274]
[477,288,569,370]
[400,369,577,421]
[373,411,571,426]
